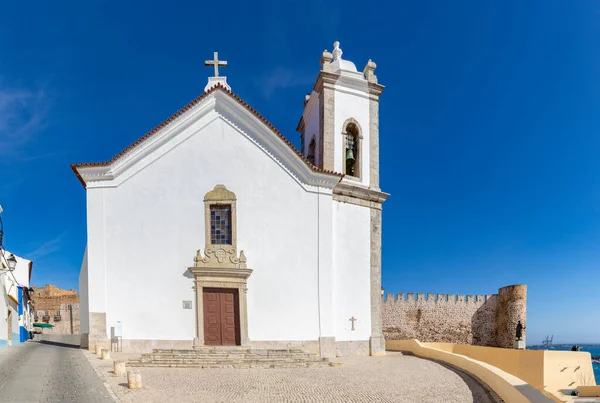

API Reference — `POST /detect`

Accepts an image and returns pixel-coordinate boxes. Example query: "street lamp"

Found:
[28,287,34,298]
[6,254,16,272]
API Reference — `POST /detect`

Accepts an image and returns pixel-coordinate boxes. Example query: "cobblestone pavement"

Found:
[0,341,114,402]
[89,351,498,403]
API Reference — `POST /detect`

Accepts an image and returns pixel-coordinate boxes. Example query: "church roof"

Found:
[70,83,342,188]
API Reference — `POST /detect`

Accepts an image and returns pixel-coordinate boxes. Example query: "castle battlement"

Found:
[382,284,527,348]
[384,293,494,303]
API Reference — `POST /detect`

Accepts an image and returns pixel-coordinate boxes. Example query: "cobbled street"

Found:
[90,350,499,403]
[0,341,114,403]
[0,343,500,403]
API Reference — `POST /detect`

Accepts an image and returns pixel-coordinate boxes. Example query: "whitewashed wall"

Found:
[0,252,23,346]
[86,187,107,319]
[0,274,7,349]
[78,247,89,334]
[302,92,321,167]
[88,115,324,342]
[332,85,371,187]
[12,255,30,288]
[9,299,18,344]
[332,201,372,341]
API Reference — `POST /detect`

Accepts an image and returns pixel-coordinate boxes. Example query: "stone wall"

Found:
[34,303,80,335]
[32,284,80,335]
[382,284,526,348]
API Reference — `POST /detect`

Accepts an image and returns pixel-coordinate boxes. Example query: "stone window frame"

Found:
[342,118,363,180]
[204,185,237,253]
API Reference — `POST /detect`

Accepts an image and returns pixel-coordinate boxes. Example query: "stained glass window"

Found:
[210,204,232,245]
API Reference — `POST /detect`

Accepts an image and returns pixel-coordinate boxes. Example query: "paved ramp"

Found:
[0,341,113,402]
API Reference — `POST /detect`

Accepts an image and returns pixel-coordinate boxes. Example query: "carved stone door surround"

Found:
[189,252,251,347]
[189,185,252,348]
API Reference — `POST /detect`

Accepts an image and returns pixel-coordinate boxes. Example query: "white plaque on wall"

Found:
[183,300,192,309]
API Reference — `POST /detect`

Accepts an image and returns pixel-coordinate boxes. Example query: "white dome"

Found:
[329,41,359,74]
[331,58,358,73]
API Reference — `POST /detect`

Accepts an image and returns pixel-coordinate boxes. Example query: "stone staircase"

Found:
[127,347,334,369]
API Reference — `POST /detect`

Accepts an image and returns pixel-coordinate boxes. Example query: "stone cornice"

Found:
[311,71,384,101]
[367,82,385,97]
[188,266,253,281]
[333,182,390,209]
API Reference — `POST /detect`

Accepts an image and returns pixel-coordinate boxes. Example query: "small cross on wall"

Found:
[205,52,228,77]
[349,316,357,331]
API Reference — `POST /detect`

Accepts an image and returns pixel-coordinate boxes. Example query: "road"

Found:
[0,341,114,402]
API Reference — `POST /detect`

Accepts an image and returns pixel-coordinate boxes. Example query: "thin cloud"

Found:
[0,84,48,159]
[260,68,315,97]
[26,232,67,260]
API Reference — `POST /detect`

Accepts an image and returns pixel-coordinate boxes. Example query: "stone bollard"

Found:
[95,344,102,355]
[114,360,126,376]
[89,343,96,353]
[101,349,111,360]
[127,370,142,389]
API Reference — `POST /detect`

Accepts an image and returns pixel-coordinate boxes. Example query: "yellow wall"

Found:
[577,386,600,397]
[387,339,596,403]
[386,339,535,403]
[448,344,546,389]
[543,350,596,394]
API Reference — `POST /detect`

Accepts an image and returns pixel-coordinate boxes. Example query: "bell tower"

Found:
[297,42,389,356]
[297,41,384,191]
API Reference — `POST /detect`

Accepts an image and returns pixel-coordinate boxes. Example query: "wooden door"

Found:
[203,288,240,346]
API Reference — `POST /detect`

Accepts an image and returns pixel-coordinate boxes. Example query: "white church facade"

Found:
[72,42,388,357]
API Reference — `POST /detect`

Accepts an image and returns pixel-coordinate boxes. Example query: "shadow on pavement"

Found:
[37,340,81,349]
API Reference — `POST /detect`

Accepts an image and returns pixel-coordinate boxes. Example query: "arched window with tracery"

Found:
[343,119,361,178]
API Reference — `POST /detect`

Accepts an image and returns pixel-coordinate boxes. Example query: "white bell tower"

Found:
[297,41,383,191]
[297,42,389,357]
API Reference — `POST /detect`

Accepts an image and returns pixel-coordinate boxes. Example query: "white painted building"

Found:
[73,42,388,356]
[0,250,34,350]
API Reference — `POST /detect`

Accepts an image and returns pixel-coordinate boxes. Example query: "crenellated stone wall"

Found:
[382,284,526,348]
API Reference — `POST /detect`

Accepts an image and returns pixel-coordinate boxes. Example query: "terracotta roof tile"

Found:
[70,84,342,188]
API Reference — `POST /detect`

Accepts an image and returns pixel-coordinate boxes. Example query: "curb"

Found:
[81,349,120,402]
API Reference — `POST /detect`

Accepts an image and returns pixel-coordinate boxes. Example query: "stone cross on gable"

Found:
[205,52,227,77]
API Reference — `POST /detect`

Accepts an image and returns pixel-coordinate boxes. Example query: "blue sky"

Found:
[1,1,600,344]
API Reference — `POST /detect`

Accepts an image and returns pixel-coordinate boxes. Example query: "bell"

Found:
[346,148,355,165]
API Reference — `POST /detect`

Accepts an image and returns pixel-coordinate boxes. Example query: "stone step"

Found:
[141,357,314,362]
[152,348,308,354]
[137,357,327,364]
[130,347,330,369]
[141,353,312,360]
[127,361,333,369]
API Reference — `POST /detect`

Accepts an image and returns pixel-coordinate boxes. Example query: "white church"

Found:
[72,42,388,357]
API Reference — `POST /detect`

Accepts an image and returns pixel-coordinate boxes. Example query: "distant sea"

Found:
[551,346,600,385]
